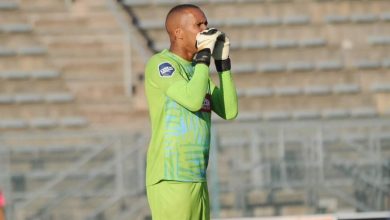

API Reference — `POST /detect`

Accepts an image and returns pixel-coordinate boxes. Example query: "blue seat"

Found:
[31,70,61,79]
[270,39,298,48]
[0,71,29,80]
[18,46,47,56]
[253,17,281,26]
[14,93,44,103]
[0,95,14,104]
[354,60,381,70]
[0,47,16,56]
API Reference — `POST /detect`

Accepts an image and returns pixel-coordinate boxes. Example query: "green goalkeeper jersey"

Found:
[145,49,238,186]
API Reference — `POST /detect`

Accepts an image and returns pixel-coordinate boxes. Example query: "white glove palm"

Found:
[212,33,230,61]
[196,28,223,54]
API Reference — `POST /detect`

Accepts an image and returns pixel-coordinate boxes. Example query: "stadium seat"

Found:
[303,85,332,95]
[287,61,314,72]
[350,107,377,118]
[231,63,257,73]
[262,111,290,120]
[273,86,301,96]
[283,15,310,25]
[382,58,390,68]
[0,71,29,80]
[270,39,298,49]
[30,118,58,129]
[0,24,33,33]
[240,40,268,49]
[258,63,286,73]
[0,1,18,10]
[0,95,13,104]
[380,12,390,22]
[324,15,349,24]
[253,17,281,26]
[0,47,16,56]
[121,0,148,6]
[45,93,74,103]
[0,118,28,129]
[321,109,349,119]
[31,70,61,79]
[370,83,390,93]
[292,110,321,120]
[300,38,327,47]
[18,46,47,56]
[245,87,273,97]
[350,13,377,23]
[332,84,360,94]
[59,117,88,127]
[246,190,268,206]
[14,93,44,104]
[368,36,390,46]
[354,60,382,70]
[316,60,344,71]
[236,112,261,121]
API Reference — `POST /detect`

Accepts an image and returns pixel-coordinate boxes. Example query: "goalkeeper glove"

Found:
[194,28,222,66]
[212,33,231,72]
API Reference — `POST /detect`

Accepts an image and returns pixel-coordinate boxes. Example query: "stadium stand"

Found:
[0,0,389,219]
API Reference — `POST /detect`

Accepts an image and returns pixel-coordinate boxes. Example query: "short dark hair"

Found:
[165,4,200,30]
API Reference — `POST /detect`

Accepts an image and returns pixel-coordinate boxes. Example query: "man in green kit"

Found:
[144,4,238,220]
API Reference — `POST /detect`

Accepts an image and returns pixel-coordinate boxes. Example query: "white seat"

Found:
[45,93,74,103]
[370,83,390,92]
[322,109,349,119]
[262,111,290,120]
[258,63,286,73]
[332,84,360,94]
[30,118,57,129]
[0,119,27,129]
[283,15,310,25]
[273,87,301,96]
[350,107,377,118]
[60,117,88,127]
[287,61,314,72]
[350,13,377,23]
[317,60,343,71]
[0,24,32,33]
[303,85,332,95]
[325,15,349,23]
[292,110,321,120]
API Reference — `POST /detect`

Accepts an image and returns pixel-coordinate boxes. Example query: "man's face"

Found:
[180,8,208,55]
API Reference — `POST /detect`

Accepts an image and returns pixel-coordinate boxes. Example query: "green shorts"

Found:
[146,181,210,220]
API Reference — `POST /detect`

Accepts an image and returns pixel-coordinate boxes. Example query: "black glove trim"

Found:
[194,49,211,66]
[215,58,231,72]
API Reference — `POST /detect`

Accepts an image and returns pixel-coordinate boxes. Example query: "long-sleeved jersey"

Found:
[145,49,238,186]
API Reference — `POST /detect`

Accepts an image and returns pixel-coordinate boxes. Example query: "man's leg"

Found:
[147,181,210,220]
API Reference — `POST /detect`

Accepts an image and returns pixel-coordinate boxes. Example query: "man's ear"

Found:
[175,28,183,40]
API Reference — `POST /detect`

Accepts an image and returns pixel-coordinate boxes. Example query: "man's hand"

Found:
[212,33,230,61]
[196,28,222,53]
[212,33,231,72]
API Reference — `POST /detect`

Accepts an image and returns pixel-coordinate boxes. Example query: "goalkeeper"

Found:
[144,4,238,220]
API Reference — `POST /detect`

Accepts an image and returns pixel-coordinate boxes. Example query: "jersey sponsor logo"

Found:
[158,62,175,77]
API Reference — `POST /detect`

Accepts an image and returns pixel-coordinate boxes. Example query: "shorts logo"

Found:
[159,62,175,77]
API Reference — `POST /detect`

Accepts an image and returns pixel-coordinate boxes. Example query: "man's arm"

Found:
[211,32,238,120]
[210,70,238,120]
